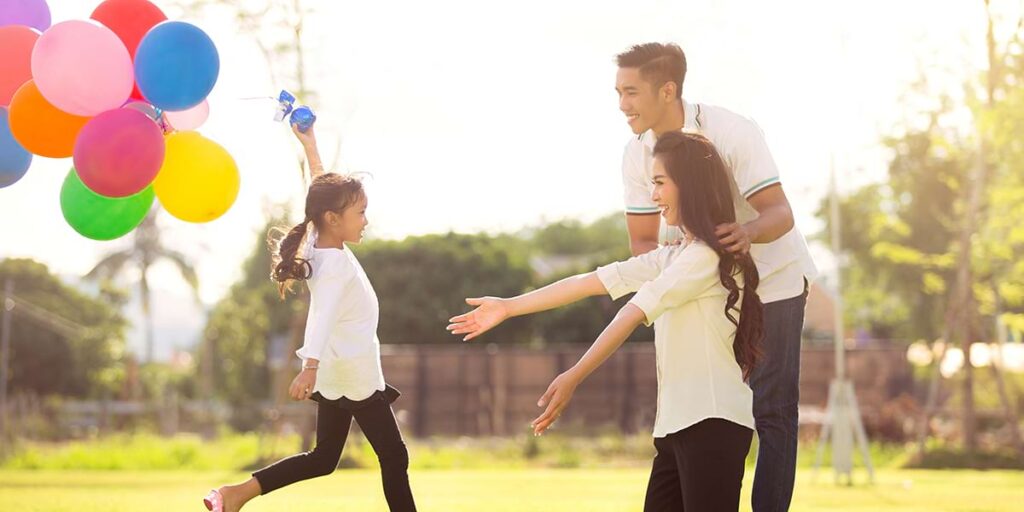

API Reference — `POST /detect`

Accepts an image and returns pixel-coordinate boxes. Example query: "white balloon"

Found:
[165,100,210,131]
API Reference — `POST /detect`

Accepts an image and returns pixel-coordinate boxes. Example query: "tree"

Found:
[0,258,126,399]
[529,214,633,261]
[85,210,200,363]
[817,125,961,340]
[355,233,536,344]
[820,0,1024,456]
[975,5,1024,343]
[526,213,653,344]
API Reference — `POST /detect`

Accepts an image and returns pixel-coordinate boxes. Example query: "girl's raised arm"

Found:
[292,124,326,179]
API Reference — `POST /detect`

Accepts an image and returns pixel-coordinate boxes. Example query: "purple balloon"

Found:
[73,108,165,198]
[0,0,51,31]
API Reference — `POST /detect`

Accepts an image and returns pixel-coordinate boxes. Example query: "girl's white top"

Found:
[596,241,756,437]
[296,234,386,401]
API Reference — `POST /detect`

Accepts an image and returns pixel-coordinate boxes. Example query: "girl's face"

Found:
[651,157,681,227]
[323,194,369,244]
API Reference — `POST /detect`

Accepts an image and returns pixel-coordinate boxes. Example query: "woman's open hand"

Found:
[447,297,510,341]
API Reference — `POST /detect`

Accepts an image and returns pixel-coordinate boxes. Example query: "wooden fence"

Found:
[4,344,916,439]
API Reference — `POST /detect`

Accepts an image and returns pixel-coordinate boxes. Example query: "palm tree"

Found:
[85,209,200,363]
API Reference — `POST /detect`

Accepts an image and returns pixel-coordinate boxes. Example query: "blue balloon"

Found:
[0,107,32,188]
[135,21,219,111]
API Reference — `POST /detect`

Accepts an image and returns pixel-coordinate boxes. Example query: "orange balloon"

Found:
[8,80,90,158]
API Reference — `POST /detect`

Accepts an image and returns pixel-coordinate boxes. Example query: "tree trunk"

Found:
[950,0,1000,457]
[140,271,154,364]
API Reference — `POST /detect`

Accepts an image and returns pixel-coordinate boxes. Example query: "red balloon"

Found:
[0,26,40,107]
[91,0,167,101]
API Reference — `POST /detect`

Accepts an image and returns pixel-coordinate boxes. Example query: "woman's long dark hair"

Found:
[653,131,764,380]
[268,173,365,298]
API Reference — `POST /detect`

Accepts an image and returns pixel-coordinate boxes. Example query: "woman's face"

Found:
[651,156,681,227]
[322,195,369,244]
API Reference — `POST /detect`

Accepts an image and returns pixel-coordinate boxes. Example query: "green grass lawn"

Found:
[0,468,1020,511]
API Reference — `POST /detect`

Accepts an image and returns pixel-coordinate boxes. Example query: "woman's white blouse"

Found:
[596,241,756,437]
[295,244,386,401]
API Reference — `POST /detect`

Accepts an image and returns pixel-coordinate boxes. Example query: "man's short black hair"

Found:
[616,43,687,99]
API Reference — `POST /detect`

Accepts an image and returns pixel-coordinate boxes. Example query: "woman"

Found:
[448,131,764,511]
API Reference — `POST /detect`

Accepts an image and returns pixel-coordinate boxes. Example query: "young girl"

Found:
[448,131,764,511]
[204,126,417,512]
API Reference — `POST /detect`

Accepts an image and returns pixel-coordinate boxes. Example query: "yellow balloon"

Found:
[155,131,239,223]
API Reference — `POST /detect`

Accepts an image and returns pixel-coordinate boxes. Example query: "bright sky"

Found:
[0,0,1010,308]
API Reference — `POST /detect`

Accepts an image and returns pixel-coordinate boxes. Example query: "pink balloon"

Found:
[73,108,165,197]
[31,20,133,116]
[165,100,209,131]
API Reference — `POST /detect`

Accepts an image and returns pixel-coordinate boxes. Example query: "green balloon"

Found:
[60,168,154,241]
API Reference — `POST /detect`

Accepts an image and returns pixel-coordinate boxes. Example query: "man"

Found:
[615,42,818,512]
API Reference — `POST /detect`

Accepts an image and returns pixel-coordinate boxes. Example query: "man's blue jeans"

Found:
[749,283,808,512]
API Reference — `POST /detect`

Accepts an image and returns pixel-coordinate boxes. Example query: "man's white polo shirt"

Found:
[621,100,818,303]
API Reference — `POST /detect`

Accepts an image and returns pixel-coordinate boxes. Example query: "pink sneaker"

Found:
[203,489,224,512]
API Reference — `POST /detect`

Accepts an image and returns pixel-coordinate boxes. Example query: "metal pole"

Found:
[830,161,845,382]
[829,162,853,480]
[818,158,874,484]
[1,279,14,436]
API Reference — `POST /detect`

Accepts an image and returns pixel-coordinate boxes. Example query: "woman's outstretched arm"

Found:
[447,272,606,341]
[530,303,646,435]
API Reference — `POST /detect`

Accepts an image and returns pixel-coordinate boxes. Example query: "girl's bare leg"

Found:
[217,477,262,512]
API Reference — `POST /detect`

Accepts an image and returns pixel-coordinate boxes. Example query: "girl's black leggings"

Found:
[253,395,416,512]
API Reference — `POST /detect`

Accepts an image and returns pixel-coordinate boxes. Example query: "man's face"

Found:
[615,67,669,135]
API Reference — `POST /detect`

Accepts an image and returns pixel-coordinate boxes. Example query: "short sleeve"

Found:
[725,118,782,199]
[622,139,659,214]
[596,246,668,299]
[628,244,721,326]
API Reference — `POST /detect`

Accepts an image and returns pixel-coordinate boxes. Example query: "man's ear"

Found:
[660,81,677,103]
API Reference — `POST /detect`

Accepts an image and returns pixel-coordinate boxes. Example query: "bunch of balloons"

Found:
[0,0,239,241]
